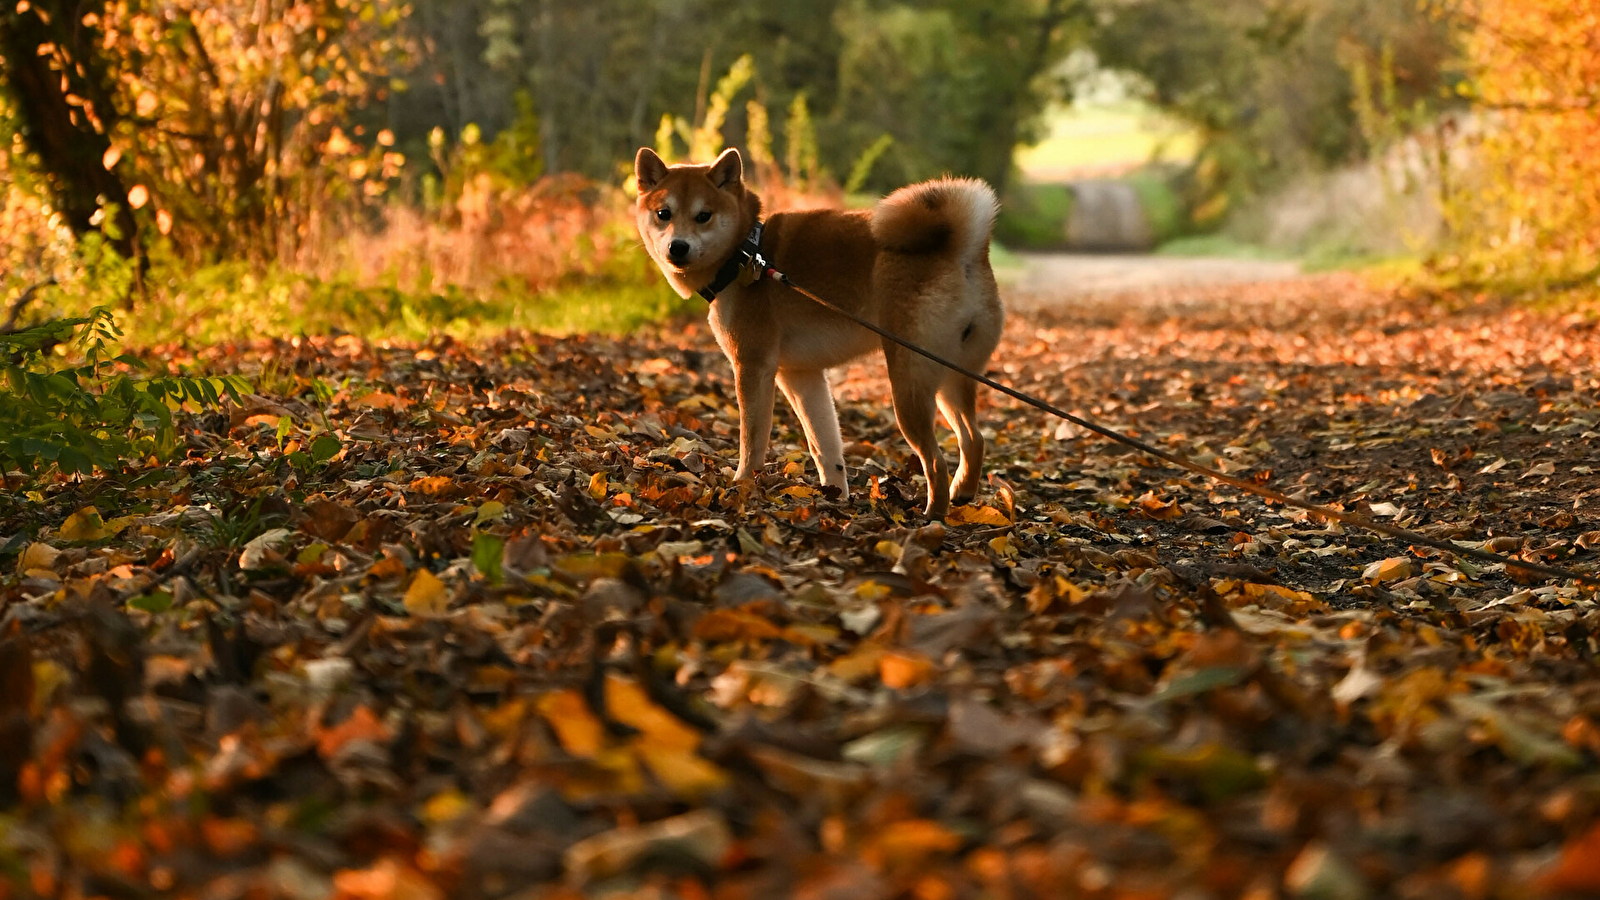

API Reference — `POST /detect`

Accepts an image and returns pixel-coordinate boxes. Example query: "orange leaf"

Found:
[605,676,700,751]
[693,608,783,643]
[869,819,962,868]
[332,857,442,900]
[945,505,1011,527]
[356,391,405,410]
[828,644,886,684]
[317,706,391,759]
[880,651,935,690]
[1135,490,1183,520]
[1535,821,1600,893]
[367,556,407,580]
[408,475,453,495]
[200,817,258,858]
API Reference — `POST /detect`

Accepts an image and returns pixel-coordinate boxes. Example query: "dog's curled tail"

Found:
[871,177,999,259]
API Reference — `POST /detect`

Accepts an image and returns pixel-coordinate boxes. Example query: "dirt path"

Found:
[1003,251,1303,309]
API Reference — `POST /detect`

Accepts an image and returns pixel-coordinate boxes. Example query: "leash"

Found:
[751,266,1600,589]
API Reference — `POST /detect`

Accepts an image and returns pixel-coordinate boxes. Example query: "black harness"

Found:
[697,222,768,302]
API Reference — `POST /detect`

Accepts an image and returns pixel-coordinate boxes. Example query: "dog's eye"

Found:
[694,211,712,224]
[655,208,671,222]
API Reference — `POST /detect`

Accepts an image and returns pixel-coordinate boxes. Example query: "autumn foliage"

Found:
[1450,0,1600,290]
[0,0,409,261]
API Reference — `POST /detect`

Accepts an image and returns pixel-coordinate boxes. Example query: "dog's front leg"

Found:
[732,358,778,482]
[777,368,848,496]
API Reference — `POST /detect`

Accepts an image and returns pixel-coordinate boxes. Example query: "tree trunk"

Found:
[977,0,1082,198]
[0,0,138,260]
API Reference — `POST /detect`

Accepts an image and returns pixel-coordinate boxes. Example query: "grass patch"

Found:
[1156,235,1298,260]
[1015,103,1199,181]
[77,260,696,348]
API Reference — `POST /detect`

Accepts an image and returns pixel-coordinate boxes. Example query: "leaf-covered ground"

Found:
[6,274,1600,899]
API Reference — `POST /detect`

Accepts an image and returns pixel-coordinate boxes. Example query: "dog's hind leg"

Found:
[937,372,982,505]
[888,352,951,519]
[777,368,848,495]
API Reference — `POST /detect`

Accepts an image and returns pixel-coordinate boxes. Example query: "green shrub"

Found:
[995,182,1073,250]
[1125,170,1186,244]
[0,306,245,477]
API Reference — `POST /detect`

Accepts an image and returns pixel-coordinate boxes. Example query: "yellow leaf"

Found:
[403,569,450,617]
[589,471,608,501]
[473,500,506,525]
[776,484,820,500]
[135,92,157,117]
[605,676,699,750]
[59,507,109,542]
[420,789,473,825]
[16,542,60,574]
[535,689,605,757]
[634,743,729,798]
[945,505,1011,527]
[855,580,892,601]
[30,659,68,715]
[874,540,903,560]
[552,552,632,581]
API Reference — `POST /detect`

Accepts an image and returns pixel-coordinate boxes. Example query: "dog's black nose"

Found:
[667,240,690,263]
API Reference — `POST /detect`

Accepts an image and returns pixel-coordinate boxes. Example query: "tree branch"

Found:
[0,280,58,335]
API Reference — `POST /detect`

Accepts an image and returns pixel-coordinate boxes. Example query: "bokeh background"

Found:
[1,0,1595,342]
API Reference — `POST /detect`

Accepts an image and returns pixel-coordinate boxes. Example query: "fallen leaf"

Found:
[564,810,731,886]
[16,542,59,575]
[1363,556,1414,583]
[402,569,450,617]
[879,651,935,689]
[317,705,392,759]
[945,505,1011,527]
[59,507,110,542]
[239,528,293,570]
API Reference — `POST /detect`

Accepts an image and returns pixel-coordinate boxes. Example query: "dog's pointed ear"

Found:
[708,148,743,190]
[635,147,668,192]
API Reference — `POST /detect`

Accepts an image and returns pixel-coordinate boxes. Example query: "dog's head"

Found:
[635,147,755,298]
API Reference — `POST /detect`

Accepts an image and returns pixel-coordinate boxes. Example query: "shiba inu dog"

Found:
[634,146,1004,518]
